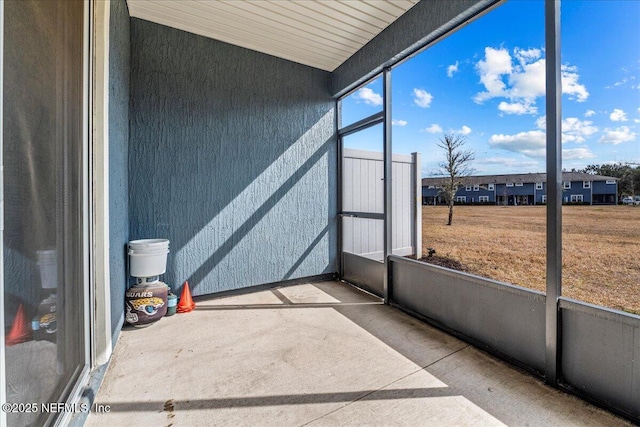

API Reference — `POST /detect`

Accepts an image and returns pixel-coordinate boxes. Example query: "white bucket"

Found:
[37,249,58,289]
[128,239,169,278]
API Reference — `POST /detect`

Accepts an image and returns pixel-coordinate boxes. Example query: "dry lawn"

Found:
[421,205,640,314]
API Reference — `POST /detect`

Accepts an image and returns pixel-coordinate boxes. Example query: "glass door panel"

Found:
[3,1,87,425]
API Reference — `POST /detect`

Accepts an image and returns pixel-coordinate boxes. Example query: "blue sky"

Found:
[340,0,640,177]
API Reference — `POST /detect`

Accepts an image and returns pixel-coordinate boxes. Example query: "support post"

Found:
[412,152,422,259]
[383,67,392,304]
[336,101,343,279]
[545,0,562,387]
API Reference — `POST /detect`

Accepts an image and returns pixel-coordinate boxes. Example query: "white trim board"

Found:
[91,0,113,367]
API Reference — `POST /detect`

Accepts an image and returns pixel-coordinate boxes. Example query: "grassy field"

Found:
[421,205,640,314]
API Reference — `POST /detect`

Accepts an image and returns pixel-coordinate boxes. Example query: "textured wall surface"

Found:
[331,0,500,96]
[109,0,130,337]
[129,19,337,296]
[561,302,640,420]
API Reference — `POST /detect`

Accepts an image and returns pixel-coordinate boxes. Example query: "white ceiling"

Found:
[127,0,419,72]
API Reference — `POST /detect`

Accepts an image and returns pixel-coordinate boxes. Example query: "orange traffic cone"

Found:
[177,281,196,313]
[6,303,31,346]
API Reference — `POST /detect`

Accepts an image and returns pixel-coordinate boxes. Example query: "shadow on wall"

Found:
[180,137,336,290]
[129,18,337,296]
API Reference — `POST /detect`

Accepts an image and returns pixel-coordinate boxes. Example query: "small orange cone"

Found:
[6,304,31,346]
[177,281,196,313]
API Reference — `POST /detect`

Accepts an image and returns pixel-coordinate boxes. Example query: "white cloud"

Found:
[478,157,539,168]
[535,115,598,143]
[585,109,596,117]
[562,148,596,160]
[561,117,598,143]
[498,101,538,115]
[458,125,472,135]
[474,47,512,103]
[354,87,382,106]
[514,47,542,65]
[413,88,433,108]
[561,65,589,102]
[423,124,443,134]
[474,47,589,112]
[489,130,546,158]
[609,108,628,122]
[392,119,407,126]
[489,129,598,159]
[447,61,459,78]
[509,57,546,99]
[606,76,636,89]
[599,126,637,144]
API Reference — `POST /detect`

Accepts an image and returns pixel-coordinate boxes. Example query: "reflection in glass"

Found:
[3,1,86,425]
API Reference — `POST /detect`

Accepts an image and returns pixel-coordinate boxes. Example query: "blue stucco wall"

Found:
[109,0,130,337]
[129,19,337,296]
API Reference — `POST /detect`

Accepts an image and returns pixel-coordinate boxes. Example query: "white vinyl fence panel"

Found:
[342,149,421,260]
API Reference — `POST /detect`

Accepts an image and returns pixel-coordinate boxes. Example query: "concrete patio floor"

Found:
[86,281,630,426]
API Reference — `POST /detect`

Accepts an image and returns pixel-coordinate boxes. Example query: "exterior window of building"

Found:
[571,194,583,203]
[515,182,523,187]
[542,195,547,203]
[473,185,480,191]
[536,182,543,190]
[428,185,434,189]
[479,195,489,202]
[606,180,616,185]
[506,183,514,187]
[466,185,472,191]
[563,181,571,189]
[456,196,466,203]
[488,184,494,191]
[583,181,591,189]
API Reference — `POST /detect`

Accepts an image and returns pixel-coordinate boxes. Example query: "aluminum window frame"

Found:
[335,0,573,391]
[337,71,391,301]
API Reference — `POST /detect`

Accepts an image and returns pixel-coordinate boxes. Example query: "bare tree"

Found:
[438,133,475,226]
